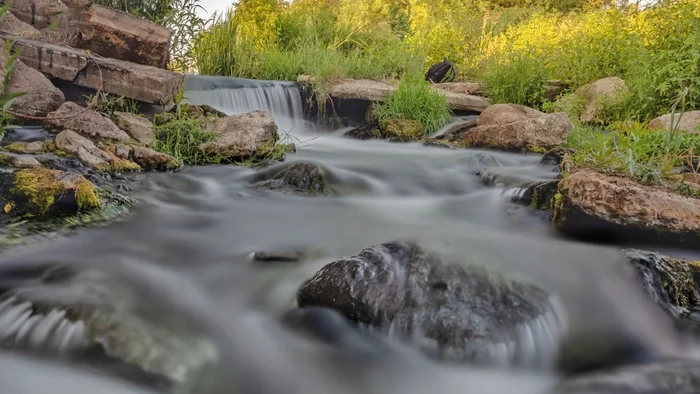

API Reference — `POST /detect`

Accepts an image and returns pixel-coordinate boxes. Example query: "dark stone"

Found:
[251,162,334,196]
[425,58,457,83]
[437,119,477,143]
[296,240,559,364]
[344,125,381,140]
[541,147,575,165]
[422,139,457,149]
[253,250,305,263]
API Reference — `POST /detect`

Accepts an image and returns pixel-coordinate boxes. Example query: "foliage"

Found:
[481,51,548,107]
[563,90,700,184]
[375,73,452,135]
[153,106,221,166]
[0,27,26,135]
[84,92,139,118]
[90,0,211,71]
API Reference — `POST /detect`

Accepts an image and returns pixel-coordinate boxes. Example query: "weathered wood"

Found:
[2,34,183,105]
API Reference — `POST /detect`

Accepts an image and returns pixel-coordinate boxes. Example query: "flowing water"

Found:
[0,75,699,393]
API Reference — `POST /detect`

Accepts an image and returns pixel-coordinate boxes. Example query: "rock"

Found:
[541,146,575,165]
[556,360,700,394]
[649,110,700,133]
[344,125,381,140]
[573,77,628,123]
[54,129,113,170]
[253,250,305,262]
[555,169,700,237]
[183,104,227,118]
[0,153,41,168]
[464,104,572,152]
[422,139,457,149]
[624,249,700,319]
[4,33,184,105]
[201,111,278,160]
[0,38,65,117]
[297,241,561,364]
[72,5,171,68]
[46,102,130,141]
[296,75,490,113]
[382,119,423,142]
[544,80,569,101]
[112,112,154,145]
[434,82,485,96]
[129,145,179,171]
[252,162,333,196]
[3,141,43,154]
[0,167,101,217]
[6,0,68,30]
[425,58,456,83]
[437,119,477,142]
[0,11,42,37]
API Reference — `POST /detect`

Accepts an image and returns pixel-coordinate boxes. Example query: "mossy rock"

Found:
[251,161,335,196]
[1,168,102,218]
[381,119,423,142]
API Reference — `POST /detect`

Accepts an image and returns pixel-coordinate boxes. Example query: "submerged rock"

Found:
[252,162,333,196]
[464,104,572,152]
[344,125,381,140]
[0,38,65,117]
[625,249,700,319]
[112,112,155,145]
[344,120,423,142]
[554,169,700,242]
[649,110,700,133]
[557,360,700,394]
[0,167,101,217]
[45,102,131,142]
[200,110,278,160]
[297,241,561,365]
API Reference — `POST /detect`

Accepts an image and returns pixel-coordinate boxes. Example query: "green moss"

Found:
[0,153,11,166]
[75,179,102,210]
[526,144,548,154]
[5,142,26,154]
[109,158,142,172]
[41,140,67,157]
[381,119,424,142]
[244,140,295,165]
[12,168,64,216]
[550,191,565,222]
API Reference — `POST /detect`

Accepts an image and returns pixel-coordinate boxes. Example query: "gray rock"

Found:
[113,112,155,145]
[201,110,277,160]
[129,145,179,171]
[55,129,112,170]
[297,241,561,365]
[46,102,131,142]
[0,153,41,168]
[252,162,333,196]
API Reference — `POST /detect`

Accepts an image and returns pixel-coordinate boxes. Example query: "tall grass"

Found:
[481,52,548,107]
[375,73,452,135]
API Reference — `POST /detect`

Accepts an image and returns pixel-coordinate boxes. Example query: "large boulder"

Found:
[573,77,628,123]
[201,111,278,160]
[112,112,154,145]
[0,167,101,217]
[554,169,700,237]
[0,38,64,117]
[649,110,700,133]
[297,240,561,364]
[45,102,131,142]
[463,104,572,152]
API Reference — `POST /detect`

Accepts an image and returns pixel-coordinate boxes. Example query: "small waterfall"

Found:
[184,75,314,137]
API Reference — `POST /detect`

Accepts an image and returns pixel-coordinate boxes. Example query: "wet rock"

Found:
[437,119,477,143]
[555,169,700,237]
[625,249,700,319]
[0,38,65,117]
[9,35,183,105]
[55,129,113,170]
[112,112,154,145]
[46,102,130,141]
[649,110,700,133]
[573,77,628,123]
[252,162,333,196]
[253,250,305,263]
[183,104,227,118]
[201,110,278,160]
[0,153,41,168]
[74,5,171,68]
[344,125,381,140]
[297,241,560,364]
[282,307,398,359]
[464,104,572,152]
[556,360,700,394]
[541,146,575,165]
[0,167,101,217]
[422,138,457,149]
[3,141,43,154]
[129,145,179,171]
[513,180,559,210]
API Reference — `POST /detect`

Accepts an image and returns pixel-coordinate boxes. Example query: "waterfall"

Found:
[183,75,314,137]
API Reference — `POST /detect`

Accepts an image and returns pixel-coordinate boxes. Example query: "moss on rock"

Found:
[381,119,424,142]
[75,178,102,210]
[12,168,64,215]
[5,142,27,154]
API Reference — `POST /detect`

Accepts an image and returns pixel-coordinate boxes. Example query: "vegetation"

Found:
[375,73,452,135]
[0,18,25,136]
[84,92,140,118]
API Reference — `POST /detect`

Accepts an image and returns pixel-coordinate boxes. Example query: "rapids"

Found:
[0,75,699,393]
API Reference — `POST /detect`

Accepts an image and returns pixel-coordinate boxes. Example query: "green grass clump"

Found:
[154,115,221,166]
[375,73,452,135]
[84,92,139,118]
[482,52,548,108]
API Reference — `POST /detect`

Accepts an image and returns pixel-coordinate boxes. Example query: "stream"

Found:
[0,75,698,393]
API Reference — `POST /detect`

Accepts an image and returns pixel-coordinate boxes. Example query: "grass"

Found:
[375,73,453,135]
[481,51,548,107]
[84,92,140,118]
